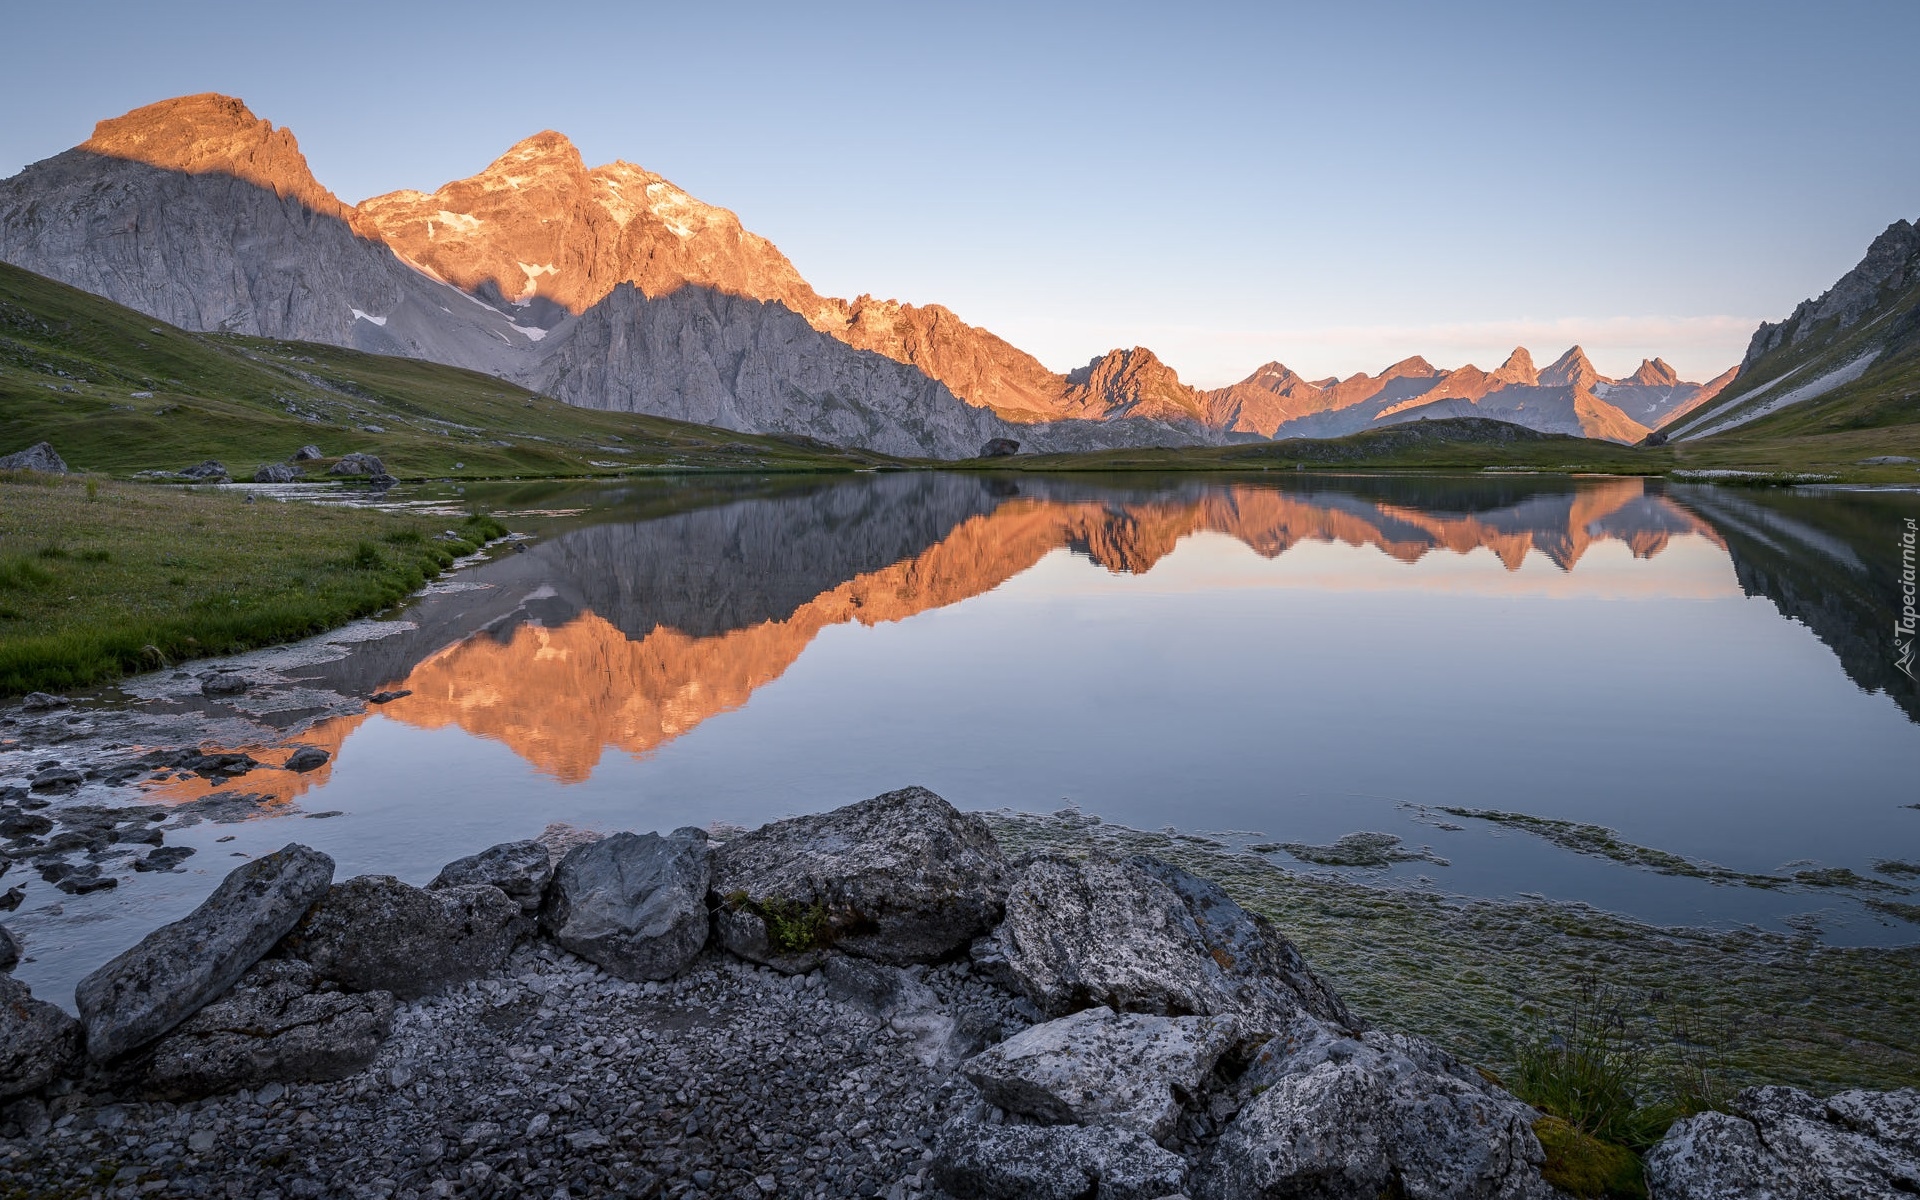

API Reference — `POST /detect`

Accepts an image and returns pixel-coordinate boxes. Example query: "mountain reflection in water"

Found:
[143,473,1917,807]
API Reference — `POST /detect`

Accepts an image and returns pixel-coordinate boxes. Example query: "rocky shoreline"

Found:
[4,787,1916,1200]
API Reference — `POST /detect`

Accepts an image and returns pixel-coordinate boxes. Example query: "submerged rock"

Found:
[974,853,1353,1035]
[1647,1084,1920,1199]
[932,1120,1188,1200]
[137,960,395,1099]
[542,829,709,981]
[1197,1015,1553,1200]
[0,976,81,1100]
[75,843,334,1062]
[960,1005,1239,1143]
[711,786,1007,971]
[431,839,553,914]
[283,875,525,1000]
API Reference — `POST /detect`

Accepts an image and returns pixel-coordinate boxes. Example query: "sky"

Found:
[4,0,1917,386]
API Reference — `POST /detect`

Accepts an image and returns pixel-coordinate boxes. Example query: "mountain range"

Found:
[0,94,1740,456]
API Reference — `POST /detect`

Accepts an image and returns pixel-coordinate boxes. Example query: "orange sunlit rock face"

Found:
[354,483,1715,780]
[81,94,353,222]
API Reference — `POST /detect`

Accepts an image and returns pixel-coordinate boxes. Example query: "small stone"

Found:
[187,1129,216,1153]
[283,746,330,773]
[200,674,251,698]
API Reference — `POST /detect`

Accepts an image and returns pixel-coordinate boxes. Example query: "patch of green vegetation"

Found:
[984,813,1920,1096]
[0,474,508,695]
[1873,860,1920,880]
[0,261,892,480]
[973,418,1665,475]
[723,891,833,954]
[1435,808,1789,888]
[1533,1117,1646,1199]
[1261,831,1447,869]
[1865,899,1920,926]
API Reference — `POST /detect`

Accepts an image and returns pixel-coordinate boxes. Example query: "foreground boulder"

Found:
[1197,1015,1554,1200]
[431,839,554,914]
[974,854,1352,1035]
[136,960,395,1099]
[282,875,524,1000]
[75,843,334,1061]
[961,1005,1239,1143]
[0,976,80,1099]
[932,1121,1187,1200]
[1647,1084,1920,1199]
[0,442,68,473]
[543,830,709,981]
[711,787,1007,971]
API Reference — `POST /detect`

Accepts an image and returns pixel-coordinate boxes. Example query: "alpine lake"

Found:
[7,470,1919,1092]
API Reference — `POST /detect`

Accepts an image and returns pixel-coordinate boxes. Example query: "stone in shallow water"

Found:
[711,786,1008,971]
[973,853,1353,1036]
[283,875,525,1000]
[137,959,395,1099]
[542,829,709,981]
[932,1120,1187,1200]
[960,1005,1240,1143]
[76,842,335,1062]
[1647,1084,1920,1200]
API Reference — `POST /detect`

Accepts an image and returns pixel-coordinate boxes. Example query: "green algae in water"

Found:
[1261,830,1449,869]
[985,812,1920,1095]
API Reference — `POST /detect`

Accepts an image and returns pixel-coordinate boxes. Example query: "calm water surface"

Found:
[11,472,1920,1003]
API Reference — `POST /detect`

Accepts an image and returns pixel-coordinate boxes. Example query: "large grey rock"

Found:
[0,924,18,973]
[542,829,709,981]
[0,975,80,1099]
[1198,1015,1553,1200]
[291,445,324,461]
[136,959,394,1099]
[973,853,1353,1035]
[328,452,385,476]
[0,442,67,473]
[961,1005,1239,1143]
[252,461,300,483]
[282,875,524,999]
[179,459,230,481]
[932,1120,1187,1200]
[75,843,334,1062]
[710,786,1007,971]
[1646,1084,1920,1199]
[430,840,553,914]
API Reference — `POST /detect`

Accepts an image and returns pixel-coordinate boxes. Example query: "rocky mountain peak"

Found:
[1627,357,1679,387]
[1379,355,1438,380]
[1539,345,1601,390]
[1490,347,1538,385]
[1063,347,1204,422]
[78,93,348,220]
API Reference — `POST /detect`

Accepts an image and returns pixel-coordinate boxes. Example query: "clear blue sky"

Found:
[5,0,1916,385]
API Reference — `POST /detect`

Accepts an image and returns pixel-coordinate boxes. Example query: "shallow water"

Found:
[7,471,1920,1006]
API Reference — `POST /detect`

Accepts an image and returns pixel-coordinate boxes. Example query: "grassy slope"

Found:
[984,417,1667,474]
[1668,262,1920,481]
[0,473,505,694]
[0,261,890,479]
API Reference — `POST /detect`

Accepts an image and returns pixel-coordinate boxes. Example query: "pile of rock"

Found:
[2,786,1915,1199]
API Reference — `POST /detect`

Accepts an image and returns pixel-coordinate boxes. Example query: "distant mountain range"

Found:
[0,94,1744,456]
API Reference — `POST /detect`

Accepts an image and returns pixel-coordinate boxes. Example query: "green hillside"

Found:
[1661,219,1920,480]
[0,261,887,479]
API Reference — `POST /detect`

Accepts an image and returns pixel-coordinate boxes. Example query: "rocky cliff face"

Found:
[1742,218,1920,368]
